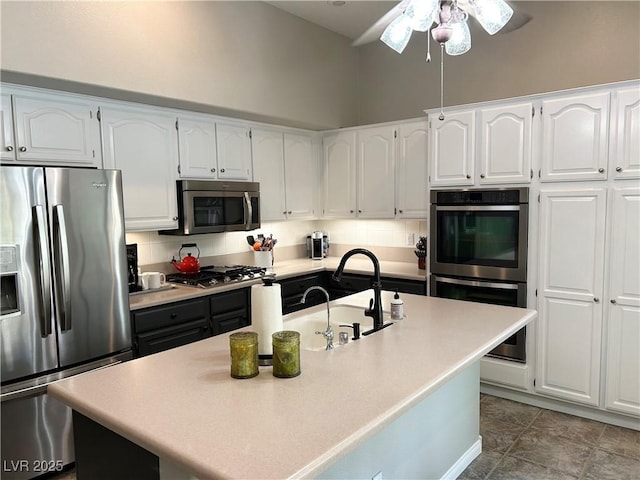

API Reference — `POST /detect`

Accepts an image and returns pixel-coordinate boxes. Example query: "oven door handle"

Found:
[432,275,520,290]
[435,205,521,212]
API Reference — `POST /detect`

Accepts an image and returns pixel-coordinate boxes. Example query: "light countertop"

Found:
[50,290,536,479]
[129,257,427,311]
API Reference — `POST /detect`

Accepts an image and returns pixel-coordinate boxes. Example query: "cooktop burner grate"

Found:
[166,265,266,288]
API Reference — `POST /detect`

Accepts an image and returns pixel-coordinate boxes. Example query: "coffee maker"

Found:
[306,231,326,260]
[126,244,142,293]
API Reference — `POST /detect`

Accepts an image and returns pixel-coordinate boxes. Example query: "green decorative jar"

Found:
[229,331,259,379]
[272,330,301,378]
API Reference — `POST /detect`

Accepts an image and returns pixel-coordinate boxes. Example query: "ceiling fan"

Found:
[353,0,532,52]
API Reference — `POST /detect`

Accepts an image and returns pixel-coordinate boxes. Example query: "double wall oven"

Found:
[430,188,529,362]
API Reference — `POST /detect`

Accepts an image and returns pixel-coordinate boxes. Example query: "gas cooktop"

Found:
[166,265,267,289]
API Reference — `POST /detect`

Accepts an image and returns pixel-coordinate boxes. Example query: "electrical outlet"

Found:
[407,233,415,246]
[372,471,382,480]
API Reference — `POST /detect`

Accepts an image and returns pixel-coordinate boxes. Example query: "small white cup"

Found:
[139,272,166,290]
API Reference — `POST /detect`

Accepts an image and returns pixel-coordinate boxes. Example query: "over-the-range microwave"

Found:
[160,180,260,236]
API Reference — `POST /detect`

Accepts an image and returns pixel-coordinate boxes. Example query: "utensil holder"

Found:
[254,250,273,269]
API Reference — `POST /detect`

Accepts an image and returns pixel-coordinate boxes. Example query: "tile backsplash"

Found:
[127,219,427,267]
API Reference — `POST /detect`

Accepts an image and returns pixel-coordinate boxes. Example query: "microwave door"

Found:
[222,191,250,232]
[184,191,226,234]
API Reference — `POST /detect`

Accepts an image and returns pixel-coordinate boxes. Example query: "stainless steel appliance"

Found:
[306,231,326,260]
[166,265,267,289]
[430,187,529,363]
[0,167,132,479]
[161,180,260,235]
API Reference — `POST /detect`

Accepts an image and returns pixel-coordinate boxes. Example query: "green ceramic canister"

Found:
[229,331,259,379]
[272,330,301,378]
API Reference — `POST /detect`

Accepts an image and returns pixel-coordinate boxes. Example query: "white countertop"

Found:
[50,290,536,480]
[129,257,427,311]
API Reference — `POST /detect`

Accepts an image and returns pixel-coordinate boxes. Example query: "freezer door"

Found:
[0,167,58,383]
[45,168,131,366]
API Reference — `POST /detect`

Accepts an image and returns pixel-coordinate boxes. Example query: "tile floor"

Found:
[460,394,640,480]
[51,394,639,480]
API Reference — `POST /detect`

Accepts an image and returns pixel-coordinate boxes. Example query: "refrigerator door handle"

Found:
[53,204,72,331]
[33,205,53,336]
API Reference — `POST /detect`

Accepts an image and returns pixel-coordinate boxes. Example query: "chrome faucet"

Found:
[301,285,334,350]
[332,248,391,336]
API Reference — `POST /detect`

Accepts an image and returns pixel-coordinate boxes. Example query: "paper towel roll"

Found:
[251,281,283,358]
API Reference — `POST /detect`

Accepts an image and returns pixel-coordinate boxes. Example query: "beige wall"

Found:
[0,1,358,130]
[357,1,640,124]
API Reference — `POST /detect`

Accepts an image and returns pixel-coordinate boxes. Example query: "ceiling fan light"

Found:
[405,0,440,32]
[380,13,414,53]
[472,0,513,35]
[445,19,471,55]
[431,23,453,44]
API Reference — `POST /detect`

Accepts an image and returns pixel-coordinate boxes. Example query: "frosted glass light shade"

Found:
[405,0,440,32]
[445,20,471,55]
[472,0,513,35]
[380,13,414,53]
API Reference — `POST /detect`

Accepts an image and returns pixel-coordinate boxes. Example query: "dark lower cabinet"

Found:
[329,273,427,298]
[210,288,251,335]
[278,272,329,314]
[132,298,210,357]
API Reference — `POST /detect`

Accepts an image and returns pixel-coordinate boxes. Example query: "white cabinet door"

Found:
[10,92,101,167]
[478,102,533,184]
[429,110,475,187]
[177,116,217,179]
[323,131,356,218]
[605,187,640,416]
[216,122,252,181]
[357,126,395,219]
[540,92,610,182]
[251,128,286,221]
[100,105,178,231]
[611,87,640,180]
[283,132,315,219]
[0,93,14,161]
[396,120,428,219]
[536,188,607,406]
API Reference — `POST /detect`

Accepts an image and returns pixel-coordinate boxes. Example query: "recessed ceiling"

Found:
[265,1,397,41]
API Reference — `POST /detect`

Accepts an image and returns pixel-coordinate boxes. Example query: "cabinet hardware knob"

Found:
[598,168,605,173]
[480,174,485,178]
[610,299,617,304]
[19,146,27,152]
[593,297,600,303]
[616,167,622,172]
[283,211,287,215]
[466,174,471,179]
[211,168,216,172]
[170,313,177,319]
[358,209,362,213]
[350,210,354,214]
[399,209,403,213]
[173,216,178,221]
[6,146,13,152]
[288,211,292,214]
[220,168,225,173]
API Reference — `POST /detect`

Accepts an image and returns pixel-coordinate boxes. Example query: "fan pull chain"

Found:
[426,29,432,63]
[439,43,445,120]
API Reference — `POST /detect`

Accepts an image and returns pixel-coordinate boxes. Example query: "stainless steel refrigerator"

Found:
[0,167,132,479]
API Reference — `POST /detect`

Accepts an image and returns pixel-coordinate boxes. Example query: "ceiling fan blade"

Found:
[497,11,532,34]
[352,0,411,47]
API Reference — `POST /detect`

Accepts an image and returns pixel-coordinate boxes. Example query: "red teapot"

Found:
[171,243,200,274]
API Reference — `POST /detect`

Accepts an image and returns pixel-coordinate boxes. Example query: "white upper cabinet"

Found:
[215,122,252,181]
[323,131,357,218]
[251,127,286,221]
[605,186,640,416]
[100,104,178,231]
[357,125,396,219]
[0,93,14,162]
[429,110,475,187]
[2,89,101,167]
[610,86,640,180]
[540,91,610,182]
[478,102,533,184]
[536,188,607,406]
[177,115,217,179]
[283,132,316,219]
[396,120,428,219]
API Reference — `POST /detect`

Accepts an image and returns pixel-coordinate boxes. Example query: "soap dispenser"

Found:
[390,290,404,320]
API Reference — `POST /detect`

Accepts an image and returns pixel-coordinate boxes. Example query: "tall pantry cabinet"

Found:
[535,85,640,416]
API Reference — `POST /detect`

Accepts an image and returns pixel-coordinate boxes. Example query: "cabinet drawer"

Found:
[136,318,209,357]
[210,288,249,315]
[133,298,208,334]
[382,277,426,296]
[279,274,326,297]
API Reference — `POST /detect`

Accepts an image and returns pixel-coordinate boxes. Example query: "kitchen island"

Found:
[49,290,536,479]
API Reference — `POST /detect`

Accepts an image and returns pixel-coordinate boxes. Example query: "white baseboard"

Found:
[441,436,482,480]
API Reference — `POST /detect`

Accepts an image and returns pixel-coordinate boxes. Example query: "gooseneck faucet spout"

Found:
[301,285,334,350]
[332,248,391,336]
